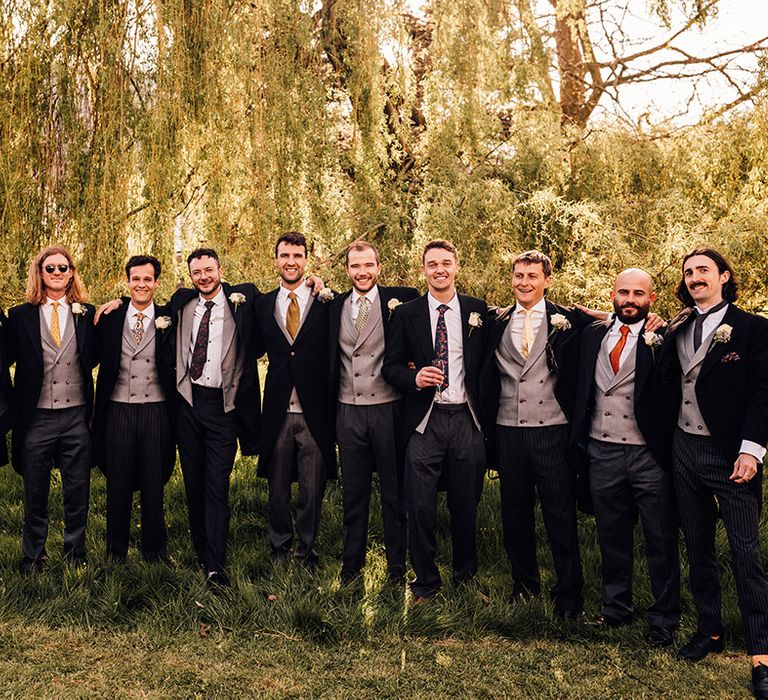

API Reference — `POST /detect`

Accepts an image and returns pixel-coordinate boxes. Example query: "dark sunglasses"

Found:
[43,264,71,274]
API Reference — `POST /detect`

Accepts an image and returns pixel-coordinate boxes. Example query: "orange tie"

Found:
[609,325,630,374]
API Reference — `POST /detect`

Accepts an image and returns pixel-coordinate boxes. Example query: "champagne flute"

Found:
[431,359,446,400]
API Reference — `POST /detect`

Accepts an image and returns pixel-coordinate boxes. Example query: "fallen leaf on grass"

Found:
[267,594,278,602]
[199,623,210,637]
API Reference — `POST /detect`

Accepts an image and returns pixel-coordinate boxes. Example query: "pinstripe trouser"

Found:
[496,424,584,614]
[673,429,768,654]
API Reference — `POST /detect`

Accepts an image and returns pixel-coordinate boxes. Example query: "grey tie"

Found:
[693,301,727,351]
[355,296,370,334]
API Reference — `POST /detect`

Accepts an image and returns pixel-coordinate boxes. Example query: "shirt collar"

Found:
[128,302,155,321]
[352,284,379,306]
[198,286,225,307]
[610,317,644,336]
[695,301,729,316]
[46,297,69,308]
[427,292,458,312]
[516,297,547,316]
[279,281,310,303]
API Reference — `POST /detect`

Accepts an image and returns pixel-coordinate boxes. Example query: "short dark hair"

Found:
[422,239,457,263]
[186,248,220,267]
[512,250,552,277]
[345,240,380,266]
[676,247,738,306]
[125,255,161,280]
[274,231,308,257]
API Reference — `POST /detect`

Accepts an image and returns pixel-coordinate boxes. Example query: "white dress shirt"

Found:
[277,281,311,335]
[604,317,645,368]
[350,284,379,324]
[686,303,765,461]
[427,292,466,404]
[509,297,547,355]
[42,297,69,338]
[189,286,225,388]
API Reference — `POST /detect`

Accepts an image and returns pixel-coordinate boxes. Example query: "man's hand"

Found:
[415,366,444,389]
[730,453,759,484]
[645,312,666,333]
[306,274,325,295]
[94,298,122,324]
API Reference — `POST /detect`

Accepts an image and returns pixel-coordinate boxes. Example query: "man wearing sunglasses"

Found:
[5,246,98,573]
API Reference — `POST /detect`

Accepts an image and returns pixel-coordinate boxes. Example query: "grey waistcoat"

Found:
[494,316,567,428]
[111,315,165,404]
[338,297,399,406]
[676,324,714,436]
[273,292,315,414]
[589,334,645,445]
[37,307,85,410]
[177,298,244,413]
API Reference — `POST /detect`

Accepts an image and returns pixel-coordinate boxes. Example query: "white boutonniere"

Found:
[229,292,246,313]
[468,311,483,336]
[387,298,402,318]
[644,330,663,360]
[71,302,86,325]
[155,316,171,331]
[711,324,732,349]
[549,313,571,334]
[317,288,335,303]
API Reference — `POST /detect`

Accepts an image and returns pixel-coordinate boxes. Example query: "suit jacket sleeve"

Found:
[742,315,768,449]
[382,306,418,393]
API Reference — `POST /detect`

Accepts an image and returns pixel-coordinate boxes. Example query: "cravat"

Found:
[133,312,145,345]
[693,300,727,351]
[286,292,300,339]
[521,308,535,359]
[355,296,370,334]
[609,324,630,374]
[434,304,450,391]
[190,300,215,380]
[50,301,61,348]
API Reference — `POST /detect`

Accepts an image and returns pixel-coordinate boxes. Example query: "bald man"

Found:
[571,269,680,646]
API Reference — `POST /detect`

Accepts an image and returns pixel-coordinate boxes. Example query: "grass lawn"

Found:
[0,453,763,698]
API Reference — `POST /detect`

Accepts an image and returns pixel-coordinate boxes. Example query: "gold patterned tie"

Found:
[50,301,61,347]
[355,296,370,334]
[133,312,145,345]
[521,308,534,359]
[286,292,300,339]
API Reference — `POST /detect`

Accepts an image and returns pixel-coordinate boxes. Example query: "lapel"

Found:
[294,292,320,343]
[588,320,612,386]
[634,322,654,396]
[39,306,58,354]
[458,295,472,371]
[113,302,132,357]
[411,295,434,361]
[178,295,198,370]
[268,289,293,348]
[330,290,352,348]
[699,305,739,380]
[678,316,711,374]
[606,331,638,391]
[492,305,514,351]
[58,307,77,359]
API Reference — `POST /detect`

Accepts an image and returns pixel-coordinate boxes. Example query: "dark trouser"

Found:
[337,401,406,581]
[268,412,326,561]
[405,404,485,598]
[105,401,171,560]
[587,439,680,629]
[673,429,768,655]
[496,424,583,614]
[22,406,91,561]
[177,386,238,574]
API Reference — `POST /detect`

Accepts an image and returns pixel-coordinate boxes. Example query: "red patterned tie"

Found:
[609,325,630,375]
[190,301,215,380]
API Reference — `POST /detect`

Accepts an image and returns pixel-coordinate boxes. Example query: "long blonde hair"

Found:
[25,245,89,305]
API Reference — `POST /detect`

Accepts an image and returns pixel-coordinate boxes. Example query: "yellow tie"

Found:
[521,308,535,359]
[50,301,61,347]
[286,292,300,339]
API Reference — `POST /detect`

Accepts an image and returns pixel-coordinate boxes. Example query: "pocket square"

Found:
[721,352,741,364]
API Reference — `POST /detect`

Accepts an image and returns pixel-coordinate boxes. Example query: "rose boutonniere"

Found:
[468,311,483,336]
[710,324,732,350]
[71,302,87,326]
[317,288,335,303]
[643,330,663,360]
[229,292,246,313]
[549,313,571,335]
[155,316,171,331]
[545,313,571,374]
[387,298,402,319]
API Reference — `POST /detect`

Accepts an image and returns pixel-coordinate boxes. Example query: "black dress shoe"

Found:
[19,557,47,575]
[646,625,674,648]
[557,609,582,622]
[587,614,631,629]
[753,663,768,700]
[676,631,724,661]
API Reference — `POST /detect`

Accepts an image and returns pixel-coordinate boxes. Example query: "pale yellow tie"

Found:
[521,308,535,359]
[286,292,300,339]
[50,301,61,347]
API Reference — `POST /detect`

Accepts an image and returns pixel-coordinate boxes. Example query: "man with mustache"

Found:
[328,240,418,585]
[657,248,768,699]
[254,232,334,566]
[571,268,680,645]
